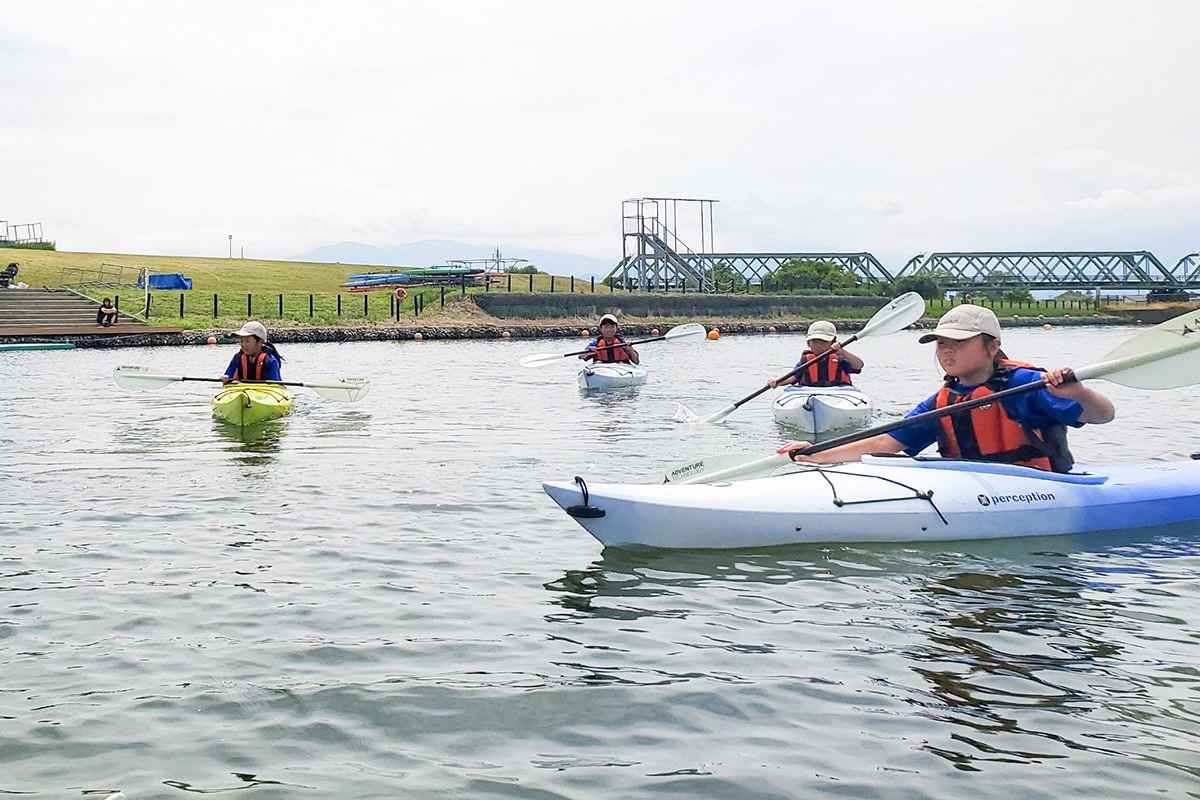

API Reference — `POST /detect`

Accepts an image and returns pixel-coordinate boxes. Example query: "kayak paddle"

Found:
[113,365,371,402]
[666,306,1200,484]
[695,292,926,424]
[518,322,707,367]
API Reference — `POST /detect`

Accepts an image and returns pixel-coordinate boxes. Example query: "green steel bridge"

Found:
[606,198,1200,294]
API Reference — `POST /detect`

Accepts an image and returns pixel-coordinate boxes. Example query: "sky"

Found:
[5,0,1200,273]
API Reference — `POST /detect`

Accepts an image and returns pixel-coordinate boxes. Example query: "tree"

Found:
[513,264,543,274]
[971,270,1033,303]
[768,259,860,292]
[708,261,748,292]
[889,274,944,300]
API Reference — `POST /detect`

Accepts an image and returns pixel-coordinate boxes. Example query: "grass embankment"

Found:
[1,247,619,330]
[2,246,1130,331]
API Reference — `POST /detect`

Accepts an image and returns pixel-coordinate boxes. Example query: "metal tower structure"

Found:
[446,246,528,274]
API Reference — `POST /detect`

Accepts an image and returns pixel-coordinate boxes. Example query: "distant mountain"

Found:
[299,240,617,278]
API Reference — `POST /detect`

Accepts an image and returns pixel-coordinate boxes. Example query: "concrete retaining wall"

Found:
[472,292,888,319]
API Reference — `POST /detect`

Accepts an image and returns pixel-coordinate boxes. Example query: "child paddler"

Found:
[580,313,640,365]
[221,321,284,384]
[777,305,1114,472]
[767,320,863,388]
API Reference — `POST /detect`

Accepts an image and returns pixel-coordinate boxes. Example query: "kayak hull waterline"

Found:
[578,363,648,390]
[211,383,295,426]
[771,385,873,432]
[543,456,1200,549]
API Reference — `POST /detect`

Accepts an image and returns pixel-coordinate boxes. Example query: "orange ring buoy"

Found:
[394,287,408,301]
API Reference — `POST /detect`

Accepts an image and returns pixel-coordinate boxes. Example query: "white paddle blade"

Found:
[858,292,927,338]
[113,365,181,391]
[1077,308,1200,390]
[520,353,566,368]
[665,452,794,485]
[306,377,371,402]
[663,322,708,341]
[699,403,738,425]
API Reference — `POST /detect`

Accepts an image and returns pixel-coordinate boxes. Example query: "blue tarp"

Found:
[137,273,193,290]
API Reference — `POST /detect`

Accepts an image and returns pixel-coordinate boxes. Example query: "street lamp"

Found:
[228,234,233,258]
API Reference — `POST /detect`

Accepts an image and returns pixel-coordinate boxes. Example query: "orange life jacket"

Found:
[593,336,632,363]
[933,360,1073,472]
[795,350,853,387]
[235,352,269,381]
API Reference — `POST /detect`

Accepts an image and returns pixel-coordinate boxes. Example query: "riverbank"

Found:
[5,311,1131,348]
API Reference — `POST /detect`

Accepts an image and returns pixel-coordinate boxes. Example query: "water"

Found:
[2,326,1199,798]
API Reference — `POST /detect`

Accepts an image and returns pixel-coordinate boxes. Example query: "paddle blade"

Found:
[113,365,180,391]
[672,403,700,424]
[699,403,738,425]
[519,353,567,368]
[664,452,793,484]
[1077,308,1200,389]
[857,292,927,338]
[305,377,371,402]
[663,322,708,341]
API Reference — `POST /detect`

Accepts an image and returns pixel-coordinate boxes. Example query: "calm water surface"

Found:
[2,326,1199,798]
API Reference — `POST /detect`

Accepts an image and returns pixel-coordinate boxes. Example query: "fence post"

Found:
[591,277,595,292]
[550,275,555,293]
[570,275,575,292]
[213,293,218,318]
[337,294,342,316]
[364,293,369,318]
[279,294,283,317]
[309,294,314,317]
[461,277,466,296]
[247,294,252,317]
[529,273,534,292]
[179,293,184,318]
[507,274,512,292]
[441,286,446,308]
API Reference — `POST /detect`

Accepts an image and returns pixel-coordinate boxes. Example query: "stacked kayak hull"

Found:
[578,363,648,390]
[543,456,1200,549]
[772,385,873,433]
[211,383,295,427]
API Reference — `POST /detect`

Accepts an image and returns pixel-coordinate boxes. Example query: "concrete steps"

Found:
[0,288,145,329]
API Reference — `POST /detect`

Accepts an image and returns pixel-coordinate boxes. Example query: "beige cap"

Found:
[599,313,619,326]
[233,321,268,340]
[806,320,837,341]
[919,304,1001,343]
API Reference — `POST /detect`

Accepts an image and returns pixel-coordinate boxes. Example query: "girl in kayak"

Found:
[580,313,639,364]
[767,320,863,388]
[777,305,1114,472]
[221,321,284,383]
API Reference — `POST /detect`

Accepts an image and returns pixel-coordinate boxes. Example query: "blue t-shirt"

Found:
[223,353,282,382]
[888,367,1083,456]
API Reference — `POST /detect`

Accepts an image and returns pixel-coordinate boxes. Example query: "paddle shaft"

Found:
[562,334,663,359]
[170,375,341,391]
[795,373,1068,457]
[730,334,861,411]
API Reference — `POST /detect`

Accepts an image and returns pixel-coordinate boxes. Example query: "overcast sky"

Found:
[5,1,1200,271]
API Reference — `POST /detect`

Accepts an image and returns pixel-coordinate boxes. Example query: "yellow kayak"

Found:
[211,383,295,427]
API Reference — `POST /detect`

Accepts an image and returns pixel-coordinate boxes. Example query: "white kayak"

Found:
[543,456,1200,549]
[771,385,873,433]
[578,363,648,390]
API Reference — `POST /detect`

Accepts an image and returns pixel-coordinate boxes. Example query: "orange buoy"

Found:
[413,332,423,341]
[651,328,660,336]
[1042,323,1052,330]
[206,336,217,345]
[581,329,590,337]
[502,331,511,339]
[707,329,720,341]
[768,326,777,334]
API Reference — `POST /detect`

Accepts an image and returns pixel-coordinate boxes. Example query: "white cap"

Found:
[599,313,618,326]
[233,321,268,340]
[806,320,837,341]
[919,304,1001,343]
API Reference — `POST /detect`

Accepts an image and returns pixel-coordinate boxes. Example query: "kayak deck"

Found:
[211,383,295,427]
